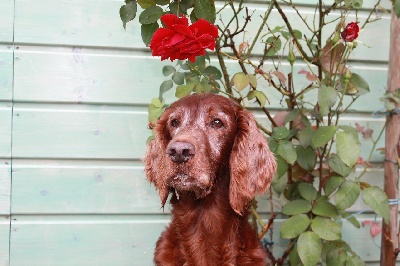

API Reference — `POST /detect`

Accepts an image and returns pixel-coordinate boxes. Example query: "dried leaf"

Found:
[272,70,287,86]
[321,41,347,75]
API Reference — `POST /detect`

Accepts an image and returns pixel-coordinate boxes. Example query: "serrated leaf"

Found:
[175,83,195,98]
[139,5,164,25]
[324,175,345,196]
[282,199,312,215]
[312,126,336,148]
[328,154,351,177]
[148,98,165,122]
[298,232,322,266]
[277,140,297,165]
[233,72,249,91]
[362,186,390,224]
[335,180,360,210]
[311,216,341,241]
[141,22,159,46]
[193,0,216,23]
[313,199,339,218]
[298,182,318,201]
[162,65,176,76]
[336,130,360,167]
[299,127,313,147]
[318,85,337,117]
[296,146,316,171]
[280,214,311,239]
[120,1,137,29]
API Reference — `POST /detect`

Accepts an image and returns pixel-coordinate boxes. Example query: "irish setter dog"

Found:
[144,93,276,265]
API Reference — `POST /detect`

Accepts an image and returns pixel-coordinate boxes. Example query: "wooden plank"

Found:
[0,104,12,158]
[0,218,10,266]
[13,47,169,105]
[9,214,388,265]
[0,160,11,215]
[13,0,391,62]
[0,46,13,101]
[11,160,164,214]
[12,104,151,159]
[10,215,168,266]
[13,46,388,113]
[0,0,14,43]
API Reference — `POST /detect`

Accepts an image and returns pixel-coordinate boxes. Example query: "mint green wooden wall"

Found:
[0,0,395,265]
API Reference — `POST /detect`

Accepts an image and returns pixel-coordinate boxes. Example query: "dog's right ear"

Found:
[143,119,170,207]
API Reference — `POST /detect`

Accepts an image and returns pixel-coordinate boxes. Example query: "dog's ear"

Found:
[229,109,277,215]
[143,118,170,207]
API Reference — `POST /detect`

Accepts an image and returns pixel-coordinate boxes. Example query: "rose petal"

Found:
[161,14,188,29]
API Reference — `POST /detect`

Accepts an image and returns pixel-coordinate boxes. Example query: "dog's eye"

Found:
[171,119,180,128]
[211,118,224,129]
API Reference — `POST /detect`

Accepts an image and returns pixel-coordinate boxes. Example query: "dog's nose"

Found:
[166,141,195,163]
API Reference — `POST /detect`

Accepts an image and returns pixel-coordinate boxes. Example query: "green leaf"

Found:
[339,72,370,96]
[289,246,301,266]
[265,37,282,56]
[272,126,290,140]
[120,1,137,29]
[326,246,348,265]
[324,175,345,196]
[275,155,289,178]
[318,85,337,117]
[395,0,400,19]
[175,83,195,98]
[203,66,222,80]
[233,72,249,91]
[139,5,164,25]
[248,74,257,88]
[280,214,311,239]
[312,199,339,218]
[339,210,361,228]
[328,154,351,177]
[272,174,288,194]
[362,186,390,224]
[311,126,336,148]
[282,199,312,216]
[148,98,165,122]
[172,72,185,85]
[284,109,300,124]
[311,216,341,241]
[159,80,173,97]
[299,127,313,147]
[141,22,159,46]
[346,254,365,266]
[277,140,297,165]
[335,180,360,210]
[298,182,318,201]
[296,146,316,171]
[162,65,176,77]
[247,90,267,107]
[138,0,156,9]
[297,232,322,266]
[193,0,216,23]
[336,130,360,167]
[187,56,206,72]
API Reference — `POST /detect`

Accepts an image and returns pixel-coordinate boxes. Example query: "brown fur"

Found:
[144,93,277,265]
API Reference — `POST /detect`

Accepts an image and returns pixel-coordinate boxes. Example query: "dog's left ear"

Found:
[229,108,277,215]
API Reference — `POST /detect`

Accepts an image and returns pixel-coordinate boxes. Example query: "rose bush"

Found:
[120,0,396,265]
[149,14,218,62]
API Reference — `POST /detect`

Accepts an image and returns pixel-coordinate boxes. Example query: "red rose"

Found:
[149,14,218,62]
[341,22,359,42]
